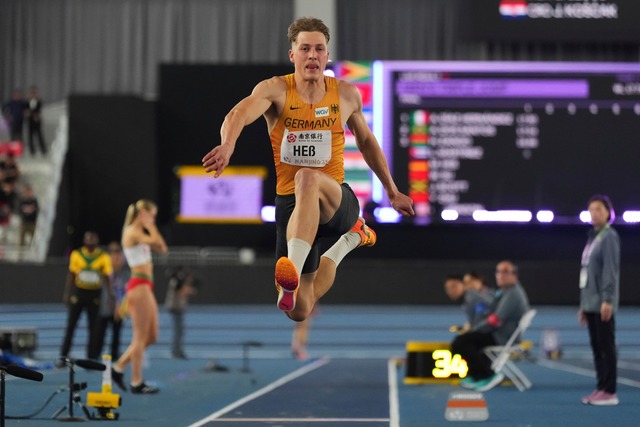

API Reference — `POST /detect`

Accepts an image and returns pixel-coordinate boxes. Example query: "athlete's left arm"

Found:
[102,253,114,298]
[343,83,415,217]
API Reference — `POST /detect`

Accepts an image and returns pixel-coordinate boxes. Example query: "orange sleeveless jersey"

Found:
[270,74,345,195]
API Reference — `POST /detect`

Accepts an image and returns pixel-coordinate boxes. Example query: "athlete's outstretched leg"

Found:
[276,169,342,314]
[283,217,376,321]
[314,217,376,300]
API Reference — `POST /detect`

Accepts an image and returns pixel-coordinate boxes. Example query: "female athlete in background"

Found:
[112,199,168,394]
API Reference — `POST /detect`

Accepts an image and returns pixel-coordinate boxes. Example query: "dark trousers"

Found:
[170,310,185,356]
[19,221,36,246]
[451,331,497,380]
[9,124,23,141]
[586,312,617,393]
[28,122,47,154]
[60,288,101,358]
[90,315,123,360]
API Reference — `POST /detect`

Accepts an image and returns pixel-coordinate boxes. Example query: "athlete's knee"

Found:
[129,342,144,359]
[146,331,158,346]
[294,168,321,191]
[286,310,309,322]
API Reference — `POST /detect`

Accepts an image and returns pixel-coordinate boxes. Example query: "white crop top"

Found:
[123,243,152,267]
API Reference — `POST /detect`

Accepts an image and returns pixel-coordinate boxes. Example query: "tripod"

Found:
[0,364,44,427]
[52,358,104,422]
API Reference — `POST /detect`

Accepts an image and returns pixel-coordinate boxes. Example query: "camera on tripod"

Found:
[53,356,122,421]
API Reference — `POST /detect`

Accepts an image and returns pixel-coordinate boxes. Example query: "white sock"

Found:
[287,238,311,279]
[322,231,361,267]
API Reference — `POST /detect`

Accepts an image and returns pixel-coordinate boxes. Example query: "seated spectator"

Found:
[0,176,9,243]
[1,175,17,211]
[462,271,495,328]
[444,274,468,330]
[444,273,495,334]
[0,168,17,243]
[463,271,491,294]
[0,152,20,185]
[451,260,530,392]
[18,184,38,246]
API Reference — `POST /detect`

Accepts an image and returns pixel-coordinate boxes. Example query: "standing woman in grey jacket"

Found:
[579,194,620,406]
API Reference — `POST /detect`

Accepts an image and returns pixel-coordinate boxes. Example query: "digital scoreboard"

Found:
[460,0,640,42]
[375,61,640,225]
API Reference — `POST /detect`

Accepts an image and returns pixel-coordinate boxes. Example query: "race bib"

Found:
[280,130,331,167]
[78,270,101,285]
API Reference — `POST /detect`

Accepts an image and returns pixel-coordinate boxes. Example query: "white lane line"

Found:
[537,359,640,388]
[200,418,389,423]
[618,360,640,371]
[388,357,401,427]
[187,357,331,427]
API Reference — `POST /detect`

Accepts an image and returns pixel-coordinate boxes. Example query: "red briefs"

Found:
[126,275,153,292]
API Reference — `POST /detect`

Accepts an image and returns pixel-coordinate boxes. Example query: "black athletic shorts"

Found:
[275,182,360,274]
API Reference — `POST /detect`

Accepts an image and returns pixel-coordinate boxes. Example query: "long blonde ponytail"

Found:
[122,203,137,237]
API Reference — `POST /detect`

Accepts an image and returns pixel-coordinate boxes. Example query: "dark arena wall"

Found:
[7,220,640,306]
[2,254,640,306]
[33,64,640,307]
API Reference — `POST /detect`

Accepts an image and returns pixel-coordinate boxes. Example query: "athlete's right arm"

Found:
[125,214,168,255]
[138,222,168,254]
[202,77,283,178]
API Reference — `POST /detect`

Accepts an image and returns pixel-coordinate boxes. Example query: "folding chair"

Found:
[483,308,537,391]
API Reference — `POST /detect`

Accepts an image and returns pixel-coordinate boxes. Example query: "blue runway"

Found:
[1,304,639,426]
[192,358,391,426]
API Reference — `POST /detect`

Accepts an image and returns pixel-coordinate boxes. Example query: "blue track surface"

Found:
[1,304,639,426]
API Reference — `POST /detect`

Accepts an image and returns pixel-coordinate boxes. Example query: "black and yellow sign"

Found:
[404,341,468,385]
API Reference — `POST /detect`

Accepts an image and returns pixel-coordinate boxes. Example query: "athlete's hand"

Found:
[202,144,233,178]
[601,302,613,322]
[390,192,415,217]
[577,309,587,325]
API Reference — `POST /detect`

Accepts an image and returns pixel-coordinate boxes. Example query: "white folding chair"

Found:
[483,308,537,391]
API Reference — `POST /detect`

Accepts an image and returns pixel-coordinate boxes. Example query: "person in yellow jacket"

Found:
[202,17,414,322]
[59,231,112,361]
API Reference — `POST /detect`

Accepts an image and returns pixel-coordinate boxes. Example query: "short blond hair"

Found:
[287,16,330,45]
